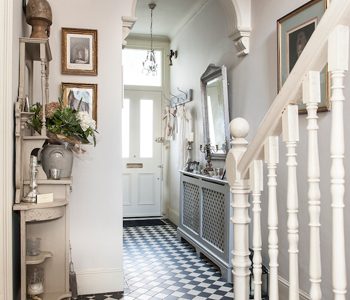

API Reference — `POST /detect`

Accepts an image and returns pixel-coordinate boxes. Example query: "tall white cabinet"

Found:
[13,38,72,300]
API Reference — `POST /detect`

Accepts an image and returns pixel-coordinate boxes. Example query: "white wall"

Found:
[40,0,133,294]
[170,0,350,298]
[169,0,236,224]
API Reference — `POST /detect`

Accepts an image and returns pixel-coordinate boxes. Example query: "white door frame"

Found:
[0,0,14,299]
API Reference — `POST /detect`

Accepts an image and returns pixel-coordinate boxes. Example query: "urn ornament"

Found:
[26,0,53,38]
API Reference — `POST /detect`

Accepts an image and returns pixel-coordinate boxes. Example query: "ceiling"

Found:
[131,0,208,38]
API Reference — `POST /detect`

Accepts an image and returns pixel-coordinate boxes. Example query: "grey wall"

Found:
[169,0,350,297]
[168,0,236,223]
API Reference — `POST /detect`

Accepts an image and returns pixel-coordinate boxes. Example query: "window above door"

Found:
[122,48,162,87]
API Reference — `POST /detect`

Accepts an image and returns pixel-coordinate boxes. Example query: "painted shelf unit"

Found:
[178,171,233,283]
[13,38,72,300]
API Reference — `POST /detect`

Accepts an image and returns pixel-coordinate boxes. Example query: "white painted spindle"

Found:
[264,136,279,300]
[226,118,251,300]
[328,25,349,300]
[303,71,322,300]
[250,160,263,300]
[282,105,300,300]
[40,42,47,136]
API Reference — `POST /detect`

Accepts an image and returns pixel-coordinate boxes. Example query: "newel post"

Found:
[226,118,251,300]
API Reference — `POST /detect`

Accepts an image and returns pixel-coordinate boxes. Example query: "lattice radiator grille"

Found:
[183,182,200,234]
[202,188,225,251]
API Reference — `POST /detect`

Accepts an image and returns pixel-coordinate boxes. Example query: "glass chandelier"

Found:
[143,2,158,76]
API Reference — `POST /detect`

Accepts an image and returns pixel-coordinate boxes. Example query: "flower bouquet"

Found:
[27,98,97,153]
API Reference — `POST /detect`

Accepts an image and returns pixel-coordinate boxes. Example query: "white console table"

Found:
[178,171,233,282]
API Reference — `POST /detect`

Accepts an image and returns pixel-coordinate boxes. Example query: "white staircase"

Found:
[226,0,350,299]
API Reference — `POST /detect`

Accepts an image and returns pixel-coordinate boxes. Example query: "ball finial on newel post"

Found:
[230,117,250,140]
[226,117,250,185]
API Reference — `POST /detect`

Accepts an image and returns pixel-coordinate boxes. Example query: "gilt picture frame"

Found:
[61,82,98,125]
[277,0,329,113]
[61,28,98,76]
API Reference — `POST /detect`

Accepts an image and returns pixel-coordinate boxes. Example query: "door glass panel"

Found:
[140,99,153,158]
[122,48,162,87]
[122,98,130,158]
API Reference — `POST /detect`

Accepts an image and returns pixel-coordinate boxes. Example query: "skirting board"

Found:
[279,276,310,300]
[76,268,123,295]
[168,208,179,226]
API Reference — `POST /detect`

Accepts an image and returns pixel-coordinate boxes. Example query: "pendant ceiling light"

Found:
[143,2,158,76]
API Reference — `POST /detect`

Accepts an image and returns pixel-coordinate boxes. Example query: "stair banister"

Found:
[237,0,350,178]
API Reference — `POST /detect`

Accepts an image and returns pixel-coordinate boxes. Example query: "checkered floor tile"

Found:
[122,220,233,299]
[78,220,233,299]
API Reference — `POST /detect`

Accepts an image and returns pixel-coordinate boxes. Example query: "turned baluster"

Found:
[264,136,279,300]
[250,160,263,300]
[328,25,349,300]
[303,71,322,300]
[282,105,300,300]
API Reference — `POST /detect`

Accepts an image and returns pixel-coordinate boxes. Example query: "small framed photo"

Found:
[277,0,329,113]
[62,82,98,124]
[61,28,98,76]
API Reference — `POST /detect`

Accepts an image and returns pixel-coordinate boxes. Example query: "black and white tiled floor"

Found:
[79,220,233,299]
[123,220,233,299]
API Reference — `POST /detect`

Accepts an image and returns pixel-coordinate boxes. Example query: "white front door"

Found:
[122,89,162,217]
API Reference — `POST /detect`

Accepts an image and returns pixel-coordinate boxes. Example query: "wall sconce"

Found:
[168,49,178,66]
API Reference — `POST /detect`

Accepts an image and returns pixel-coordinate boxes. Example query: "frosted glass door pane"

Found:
[122,98,130,158]
[140,99,153,158]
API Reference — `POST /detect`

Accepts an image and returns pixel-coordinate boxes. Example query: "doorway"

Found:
[122,89,162,217]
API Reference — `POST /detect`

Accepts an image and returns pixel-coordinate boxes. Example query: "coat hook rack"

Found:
[170,88,193,107]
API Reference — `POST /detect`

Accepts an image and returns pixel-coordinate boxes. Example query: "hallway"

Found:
[122,220,233,300]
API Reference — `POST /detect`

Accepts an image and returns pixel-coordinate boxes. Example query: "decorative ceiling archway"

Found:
[122,0,251,56]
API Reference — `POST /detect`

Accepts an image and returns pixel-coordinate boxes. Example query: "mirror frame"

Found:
[200,64,230,160]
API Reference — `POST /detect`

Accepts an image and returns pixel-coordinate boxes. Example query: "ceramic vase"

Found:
[40,144,73,179]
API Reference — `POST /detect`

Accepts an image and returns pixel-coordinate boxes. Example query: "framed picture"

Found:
[277,0,329,113]
[61,28,98,76]
[61,83,98,124]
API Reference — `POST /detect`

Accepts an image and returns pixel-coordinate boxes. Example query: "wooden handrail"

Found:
[238,0,350,177]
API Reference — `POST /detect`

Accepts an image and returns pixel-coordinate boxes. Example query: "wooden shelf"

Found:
[22,135,47,141]
[24,178,73,186]
[13,199,68,211]
[19,37,52,61]
[26,251,53,265]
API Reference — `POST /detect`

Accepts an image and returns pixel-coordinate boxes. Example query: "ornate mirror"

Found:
[201,64,230,159]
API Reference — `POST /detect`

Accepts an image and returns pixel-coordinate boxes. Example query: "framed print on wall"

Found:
[62,82,98,124]
[61,28,98,75]
[277,0,329,113]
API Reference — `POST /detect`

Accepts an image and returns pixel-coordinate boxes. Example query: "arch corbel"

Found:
[121,0,137,47]
[122,15,137,47]
[219,0,252,56]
